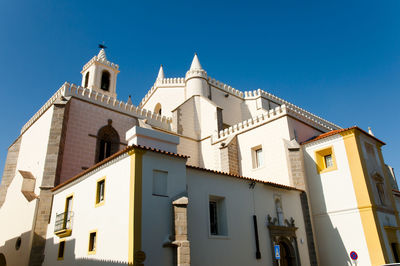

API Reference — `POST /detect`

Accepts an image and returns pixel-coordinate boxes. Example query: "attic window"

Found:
[101,71,110,91]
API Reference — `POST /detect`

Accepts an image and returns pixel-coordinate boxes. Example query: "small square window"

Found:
[57,240,65,260]
[315,146,337,173]
[88,231,97,254]
[95,178,105,207]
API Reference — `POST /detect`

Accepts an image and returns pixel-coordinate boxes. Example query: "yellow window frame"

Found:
[88,230,98,255]
[315,146,337,174]
[95,177,106,208]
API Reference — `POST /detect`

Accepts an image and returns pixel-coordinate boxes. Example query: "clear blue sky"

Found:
[1,1,399,184]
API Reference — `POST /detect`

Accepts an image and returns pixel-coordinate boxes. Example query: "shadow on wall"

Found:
[304,152,352,266]
[44,236,140,266]
[0,230,32,266]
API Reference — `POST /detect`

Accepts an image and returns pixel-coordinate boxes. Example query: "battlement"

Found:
[81,54,119,73]
[21,82,172,135]
[212,105,288,143]
[208,76,244,98]
[243,88,340,130]
[139,78,186,107]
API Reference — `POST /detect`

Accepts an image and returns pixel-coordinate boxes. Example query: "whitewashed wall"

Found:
[43,153,131,265]
[187,168,311,266]
[303,135,371,266]
[0,106,54,266]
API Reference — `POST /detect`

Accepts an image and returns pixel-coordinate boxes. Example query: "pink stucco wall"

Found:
[59,98,137,183]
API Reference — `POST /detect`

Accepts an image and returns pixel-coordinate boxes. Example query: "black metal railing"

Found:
[54,211,73,233]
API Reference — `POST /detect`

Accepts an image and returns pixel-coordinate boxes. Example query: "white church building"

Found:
[0,48,399,266]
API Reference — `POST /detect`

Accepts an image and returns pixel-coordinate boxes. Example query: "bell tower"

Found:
[81,47,120,98]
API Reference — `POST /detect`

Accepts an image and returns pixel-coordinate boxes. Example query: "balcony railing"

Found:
[54,211,73,237]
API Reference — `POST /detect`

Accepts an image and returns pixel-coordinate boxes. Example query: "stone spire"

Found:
[190,53,203,70]
[157,65,165,80]
[97,48,107,60]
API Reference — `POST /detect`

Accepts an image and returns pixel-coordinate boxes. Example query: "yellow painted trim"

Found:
[95,176,106,208]
[340,130,388,264]
[57,239,66,260]
[55,229,72,238]
[64,193,74,213]
[128,148,145,264]
[314,146,337,174]
[87,229,97,255]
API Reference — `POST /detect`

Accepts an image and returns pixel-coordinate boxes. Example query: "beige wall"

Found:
[0,106,54,266]
[141,85,185,117]
[236,117,292,185]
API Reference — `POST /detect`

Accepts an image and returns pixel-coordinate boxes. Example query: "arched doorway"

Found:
[0,253,6,266]
[279,239,295,266]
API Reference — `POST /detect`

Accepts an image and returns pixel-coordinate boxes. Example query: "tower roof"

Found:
[97,48,107,60]
[190,53,203,70]
[157,65,165,80]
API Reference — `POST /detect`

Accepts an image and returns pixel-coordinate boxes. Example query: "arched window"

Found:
[154,103,162,115]
[95,120,120,163]
[101,71,111,91]
[84,72,90,88]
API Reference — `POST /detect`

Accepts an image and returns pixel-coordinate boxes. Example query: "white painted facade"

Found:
[0,49,398,266]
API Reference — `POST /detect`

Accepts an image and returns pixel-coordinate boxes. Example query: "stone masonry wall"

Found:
[0,137,22,208]
[220,136,240,175]
[28,99,70,266]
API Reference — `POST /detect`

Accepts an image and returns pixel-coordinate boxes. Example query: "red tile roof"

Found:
[301,126,385,145]
[186,165,303,191]
[52,145,188,192]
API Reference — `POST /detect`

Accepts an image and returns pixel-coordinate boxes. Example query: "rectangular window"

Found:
[324,154,333,168]
[88,231,97,254]
[208,196,228,237]
[255,148,263,168]
[95,177,105,207]
[209,201,218,235]
[252,145,264,169]
[315,146,337,173]
[57,240,65,260]
[152,170,168,197]
[64,195,73,228]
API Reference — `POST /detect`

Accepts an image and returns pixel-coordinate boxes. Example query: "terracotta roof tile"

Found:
[186,165,302,191]
[301,126,385,145]
[52,145,188,192]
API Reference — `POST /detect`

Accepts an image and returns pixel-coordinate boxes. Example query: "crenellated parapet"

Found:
[243,88,340,130]
[207,76,244,98]
[21,82,173,136]
[139,78,186,107]
[212,105,288,144]
[81,53,119,73]
[212,103,340,144]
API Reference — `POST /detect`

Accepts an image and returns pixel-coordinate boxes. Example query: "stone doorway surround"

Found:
[267,215,301,266]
